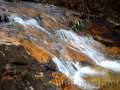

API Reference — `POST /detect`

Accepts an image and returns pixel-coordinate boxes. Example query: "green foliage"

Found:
[72,20,84,32]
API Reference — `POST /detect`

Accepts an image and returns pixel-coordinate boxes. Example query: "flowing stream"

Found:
[9,15,51,35]
[8,14,120,90]
[56,29,120,72]
[54,29,120,89]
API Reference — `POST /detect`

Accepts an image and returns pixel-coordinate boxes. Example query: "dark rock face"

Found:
[25,0,120,22]
[0,44,58,90]
[0,14,9,23]
[4,0,120,22]
[89,18,120,46]
[44,0,120,19]
[4,0,17,2]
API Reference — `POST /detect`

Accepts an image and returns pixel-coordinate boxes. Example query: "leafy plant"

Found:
[71,19,85,32]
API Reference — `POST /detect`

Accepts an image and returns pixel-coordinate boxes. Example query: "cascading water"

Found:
[8,15,50,34]
[1,1,120,90]
[56,29,120,72]
[8,14,120,89]
[52,57,100,90]
[51,29,120,89]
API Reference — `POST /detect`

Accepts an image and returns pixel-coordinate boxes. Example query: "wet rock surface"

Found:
[89,18,120,46]
[29,0,120,22]
[0,44,58,90]
[0,0,120,90]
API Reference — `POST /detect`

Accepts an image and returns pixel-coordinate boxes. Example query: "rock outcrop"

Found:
[0,44,58,90]
[89,17,120,46]
[0,1,120,90]
[20,0,120,22]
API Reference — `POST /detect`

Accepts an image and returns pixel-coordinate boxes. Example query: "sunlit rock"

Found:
[20,40,51,63]
[15,7,40,17]
[50,72,68,87]
[0,44,58,90]
[0,31,20,45]
[105,47,120,59]
[64,46,92,64]
[0,1,120,90]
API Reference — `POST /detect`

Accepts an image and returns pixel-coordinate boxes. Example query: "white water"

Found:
[8,15,50,34]
[100,61,120,72]
[8,15,120,89]
[56,29,120,72]
[53,29,120,89]
[52,57,99,90]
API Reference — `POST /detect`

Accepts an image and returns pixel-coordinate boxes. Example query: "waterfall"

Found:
[56,29,120,72]
[53,29,120,89]
[8,15,50,34]
[100,61,120,72]
[8,14,120,89]
[52,57,100,90]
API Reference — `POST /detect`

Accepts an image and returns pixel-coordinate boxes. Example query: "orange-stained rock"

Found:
[0,31,20,45]
[51,72,80,90]
[64,46,93,64]
[15,7,68,29]
[50,72,68,87]
[105,46,120,59]
[2,1,120,90]
[20,40,51,63]
[42,19,65,29]
[39,13,67,29]
[15,7,40,17]
[0,43,58,90]
[63,85,80,90]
